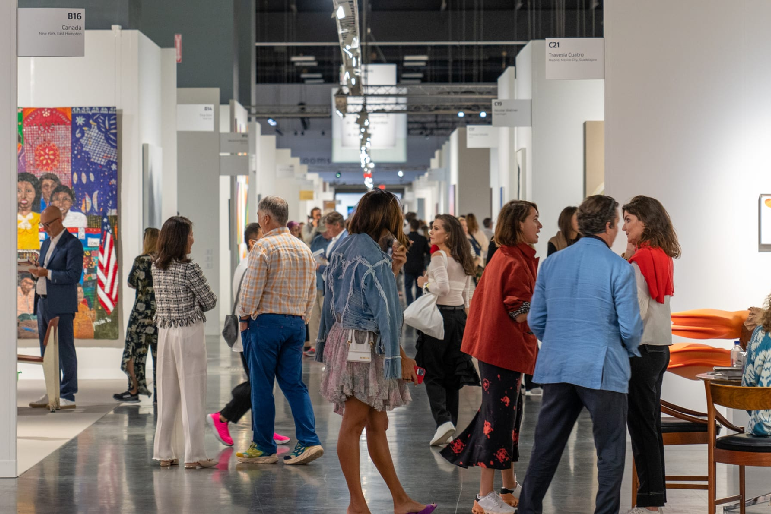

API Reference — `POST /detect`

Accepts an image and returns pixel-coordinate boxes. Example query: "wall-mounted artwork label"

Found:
[18,8,85,57]
[492,99,531,127]
[545,38,604,80]
[299,190,314,201]
[276,163,295,178]
[220,133,249,154]
[467,125,499,148]
[759,195,771,251]
[177,104,215,132]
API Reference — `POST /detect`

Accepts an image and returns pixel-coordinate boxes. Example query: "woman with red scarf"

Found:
[622,196,680,514]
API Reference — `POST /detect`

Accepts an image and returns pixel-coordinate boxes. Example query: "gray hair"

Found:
[258,196,289,226]
[324,211,344,228]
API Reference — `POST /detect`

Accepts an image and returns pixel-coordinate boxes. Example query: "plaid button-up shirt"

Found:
[238,227,316,320]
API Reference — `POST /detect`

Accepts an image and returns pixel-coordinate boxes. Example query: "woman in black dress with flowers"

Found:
[114,228,160,403]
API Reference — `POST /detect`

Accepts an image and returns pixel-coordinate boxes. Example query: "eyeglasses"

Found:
[40,217,61,229]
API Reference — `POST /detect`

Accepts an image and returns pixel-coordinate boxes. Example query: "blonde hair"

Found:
[143,228,160,255]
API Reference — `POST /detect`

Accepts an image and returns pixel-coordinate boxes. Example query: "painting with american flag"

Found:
[97,214,119,315]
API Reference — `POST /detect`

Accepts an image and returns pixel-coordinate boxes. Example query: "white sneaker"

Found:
[473,492,516,514]
[500,481,522,507]
[59,398,76,410]
[429,421,455,446]
[625,509,663,514]
[528,387,543,396]
[29,394,49,408]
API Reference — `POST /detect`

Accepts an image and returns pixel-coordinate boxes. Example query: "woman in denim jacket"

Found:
[317,189,436,514]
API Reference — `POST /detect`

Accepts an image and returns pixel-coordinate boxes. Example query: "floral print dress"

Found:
[121,254,158,396]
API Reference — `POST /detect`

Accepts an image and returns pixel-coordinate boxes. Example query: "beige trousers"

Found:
[307,292,324,349]
[153,321,208,463]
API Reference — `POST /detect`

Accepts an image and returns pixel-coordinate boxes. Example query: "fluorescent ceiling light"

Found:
[401,72,423,78]
[403,61,426,67]
[305,79,325,84]
[479,111,487,118]
[294,61,318,67]
[290,56,316,62]
[404,55,429,61]
[301,73,322,79]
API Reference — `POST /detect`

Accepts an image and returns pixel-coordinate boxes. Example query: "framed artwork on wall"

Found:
[760,195,771,252]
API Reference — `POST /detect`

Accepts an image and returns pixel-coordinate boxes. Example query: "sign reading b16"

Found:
[18,8,85,57]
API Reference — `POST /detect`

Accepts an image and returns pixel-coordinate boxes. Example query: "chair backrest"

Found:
[41,317,59,348]
[709,382,771,411]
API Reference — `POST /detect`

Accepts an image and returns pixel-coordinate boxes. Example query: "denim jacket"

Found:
[316,233,402,379]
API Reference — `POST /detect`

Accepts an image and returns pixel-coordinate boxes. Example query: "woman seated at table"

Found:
[741,298,771,436]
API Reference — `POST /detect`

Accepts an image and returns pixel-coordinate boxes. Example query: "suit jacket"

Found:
[38,230,84,316]
[528,237,643,394]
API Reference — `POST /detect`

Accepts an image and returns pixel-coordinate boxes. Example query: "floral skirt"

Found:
[320,322,411,416]
[441,360,523,470]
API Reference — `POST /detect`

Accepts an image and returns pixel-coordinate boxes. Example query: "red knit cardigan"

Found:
[461,243,539,374]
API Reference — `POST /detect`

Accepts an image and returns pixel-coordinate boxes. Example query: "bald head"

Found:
[40,206,64,237]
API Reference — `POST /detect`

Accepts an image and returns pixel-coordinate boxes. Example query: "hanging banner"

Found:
[18,8,85,57]
[545,38,605,80]
[492,99,531,127]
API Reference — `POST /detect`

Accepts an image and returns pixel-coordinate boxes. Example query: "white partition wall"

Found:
[1,0,17,479]
[514,41,604,259]
[605,1,771,409]
[18,29,172,346]
[493,67,517,221]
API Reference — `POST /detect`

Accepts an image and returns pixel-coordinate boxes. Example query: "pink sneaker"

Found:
[274,433,290,445]
[207,413,233,446]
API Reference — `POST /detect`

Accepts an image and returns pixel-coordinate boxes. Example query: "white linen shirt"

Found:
[36,229,65,296]
[632,262,672,346]
[231,257,248,352]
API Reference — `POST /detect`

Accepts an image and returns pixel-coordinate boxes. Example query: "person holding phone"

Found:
[417,215,480,447]
[441,201,541,514]
[317,189,436,514]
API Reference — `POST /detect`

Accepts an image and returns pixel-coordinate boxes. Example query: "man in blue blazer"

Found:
[518,195,644,514]
[28,206,83,409]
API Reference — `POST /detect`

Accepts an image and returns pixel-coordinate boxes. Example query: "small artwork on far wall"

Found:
[759,194,771,251]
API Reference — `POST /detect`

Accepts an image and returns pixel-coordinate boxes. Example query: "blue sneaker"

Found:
[283,442,324,465]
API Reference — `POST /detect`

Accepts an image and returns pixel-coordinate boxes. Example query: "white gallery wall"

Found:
[18,29,176,346]
[515,41,604,259]
[493,67,517,221]
[606,1,771,409]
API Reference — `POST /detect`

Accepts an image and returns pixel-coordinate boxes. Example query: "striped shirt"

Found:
[238,227,316,320]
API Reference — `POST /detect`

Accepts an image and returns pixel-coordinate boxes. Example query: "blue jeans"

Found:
[37,297,77,401]
[246,314,321,454]
[404,272,423,306]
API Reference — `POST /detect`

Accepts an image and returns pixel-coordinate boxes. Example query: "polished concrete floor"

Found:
[4,328,771,513]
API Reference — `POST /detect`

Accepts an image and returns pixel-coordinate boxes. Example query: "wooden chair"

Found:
[17,317,60,412]
[631,399,742,506]
[706,382,771,514]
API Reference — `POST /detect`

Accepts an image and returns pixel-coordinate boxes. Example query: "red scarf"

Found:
[629,244,674,304]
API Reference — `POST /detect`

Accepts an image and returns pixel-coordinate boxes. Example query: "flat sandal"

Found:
[159,459,179,467]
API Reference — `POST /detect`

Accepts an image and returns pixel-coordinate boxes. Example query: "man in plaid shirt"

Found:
[236,196,324,466]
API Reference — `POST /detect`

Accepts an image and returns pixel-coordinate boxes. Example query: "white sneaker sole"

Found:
[236,454,278,464]
[430,425,455,446]
[283,445,324,465]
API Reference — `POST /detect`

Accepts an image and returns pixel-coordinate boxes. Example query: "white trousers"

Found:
[153,321,208,463]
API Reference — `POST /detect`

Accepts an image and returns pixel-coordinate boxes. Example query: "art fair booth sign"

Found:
[18,8,85,57]
[492,100,531,128]
[545,38,604,80]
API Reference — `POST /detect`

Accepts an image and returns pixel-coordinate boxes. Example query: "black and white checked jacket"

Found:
[151,261,217,329]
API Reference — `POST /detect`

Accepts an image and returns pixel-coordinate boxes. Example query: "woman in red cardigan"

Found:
[441,200,541,514]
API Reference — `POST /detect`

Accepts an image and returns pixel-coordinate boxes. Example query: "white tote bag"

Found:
[403,252,446,339]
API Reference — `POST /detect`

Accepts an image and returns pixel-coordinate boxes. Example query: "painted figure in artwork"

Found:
[17,273,35,317]
[51,185,88,228]
[17,172,41,250]
[39,173,61,210]
[74,284,95,339]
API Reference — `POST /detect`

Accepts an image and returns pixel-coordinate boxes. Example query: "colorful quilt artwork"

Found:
[17,107,120,341]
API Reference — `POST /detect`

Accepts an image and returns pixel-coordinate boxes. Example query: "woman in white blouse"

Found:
[417,214,480,447]
[622,196,680,514]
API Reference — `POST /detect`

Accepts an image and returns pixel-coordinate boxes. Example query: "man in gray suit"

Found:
[28,206,84,409]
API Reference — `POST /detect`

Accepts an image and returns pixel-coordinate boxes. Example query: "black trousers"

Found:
[404,272,423,306]
[628,345,670,508]
[518,383,628,514]
[220,333,252,424]
[415,306,479,427]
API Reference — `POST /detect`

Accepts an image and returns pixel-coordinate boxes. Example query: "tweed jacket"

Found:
[152,260,217,329]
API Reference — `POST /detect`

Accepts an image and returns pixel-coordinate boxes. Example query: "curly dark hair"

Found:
[17,172,42,211]
[578,195,619,236]
[155,216,193,270]
[434,214,476,276]
[349,189,410,249]
[622,196,681,259]
[494,200,539,247]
